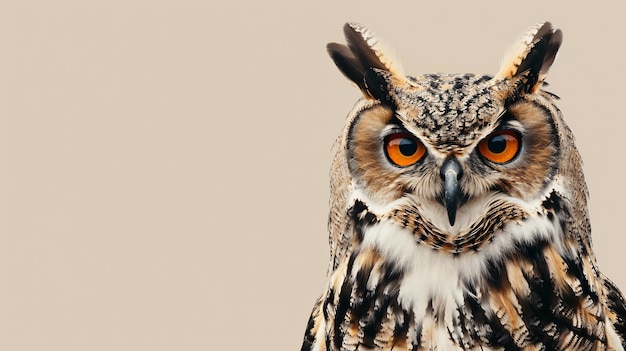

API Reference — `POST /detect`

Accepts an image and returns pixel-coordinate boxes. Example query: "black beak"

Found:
[440,157,463,226]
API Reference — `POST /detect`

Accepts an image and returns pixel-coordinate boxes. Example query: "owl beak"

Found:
[440,158,463,226]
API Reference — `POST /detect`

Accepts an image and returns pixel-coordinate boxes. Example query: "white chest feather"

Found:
[360,212,563,350]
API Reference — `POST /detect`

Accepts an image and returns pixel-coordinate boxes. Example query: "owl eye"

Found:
[478,130,520,164]
[384,132,426,167]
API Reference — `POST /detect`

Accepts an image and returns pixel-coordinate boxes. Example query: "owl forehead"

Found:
[393,73,503,152]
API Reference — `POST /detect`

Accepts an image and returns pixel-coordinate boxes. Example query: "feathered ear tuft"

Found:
[327,23,405,99]
[496,22,562,93]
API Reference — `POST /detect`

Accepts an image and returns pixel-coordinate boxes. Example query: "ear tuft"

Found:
[327,42,366,91]
[363,68,395,107]
[496,22,562,93]
[327,23,405,99]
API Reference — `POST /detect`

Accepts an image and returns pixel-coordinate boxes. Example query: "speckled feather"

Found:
[302,22,626,351]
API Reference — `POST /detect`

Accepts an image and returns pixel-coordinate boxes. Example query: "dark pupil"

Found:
[399,138,417,156]
[487,135,507,154]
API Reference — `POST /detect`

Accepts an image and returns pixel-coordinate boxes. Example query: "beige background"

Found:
[0,1,624,350]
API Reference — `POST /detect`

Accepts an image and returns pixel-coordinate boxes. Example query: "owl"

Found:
[301,22,626,351]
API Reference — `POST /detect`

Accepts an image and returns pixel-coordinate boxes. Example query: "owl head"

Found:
[326,23,588,261]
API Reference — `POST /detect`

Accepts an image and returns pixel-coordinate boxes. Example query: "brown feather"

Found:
[327,23,405,99]
[326,42,367,94]
[496,21,562,94]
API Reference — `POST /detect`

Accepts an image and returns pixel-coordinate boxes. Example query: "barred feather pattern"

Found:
[303,193,625,350]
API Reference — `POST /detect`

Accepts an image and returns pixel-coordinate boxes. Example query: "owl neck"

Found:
[323,196,607,350]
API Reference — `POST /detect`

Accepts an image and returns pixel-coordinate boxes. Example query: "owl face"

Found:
[331,23,565,239]
[346,74,560,229]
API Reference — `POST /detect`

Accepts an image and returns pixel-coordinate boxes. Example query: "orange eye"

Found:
[478,130,520,164]
[384,133,426,167]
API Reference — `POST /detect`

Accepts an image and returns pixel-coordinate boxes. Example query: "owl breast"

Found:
[319,195,577,351]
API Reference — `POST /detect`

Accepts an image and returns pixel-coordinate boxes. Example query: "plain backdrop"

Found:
[1,1,625,350]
